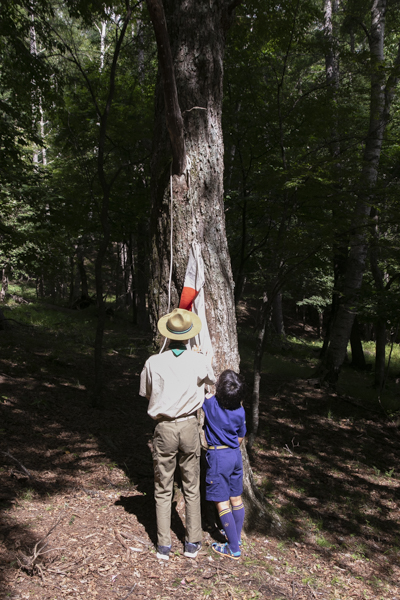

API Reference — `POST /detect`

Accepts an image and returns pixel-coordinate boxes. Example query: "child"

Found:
[202,369,246,560]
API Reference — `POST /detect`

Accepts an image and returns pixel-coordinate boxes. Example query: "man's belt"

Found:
[208,445,229,450]
[157,413,197,423]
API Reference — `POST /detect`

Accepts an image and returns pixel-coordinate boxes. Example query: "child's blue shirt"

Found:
[203,395,246,448]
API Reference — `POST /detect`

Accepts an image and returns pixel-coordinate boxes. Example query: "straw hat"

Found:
[157,308,202,340]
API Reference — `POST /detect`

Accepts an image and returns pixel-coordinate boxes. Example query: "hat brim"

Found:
[157,311,202,340]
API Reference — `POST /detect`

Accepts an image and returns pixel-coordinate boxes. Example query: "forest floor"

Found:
[0,304,399,600]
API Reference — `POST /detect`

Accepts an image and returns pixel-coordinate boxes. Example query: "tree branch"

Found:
[1,449,32,478]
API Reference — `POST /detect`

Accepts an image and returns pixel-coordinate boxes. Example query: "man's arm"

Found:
[139,363,151,399]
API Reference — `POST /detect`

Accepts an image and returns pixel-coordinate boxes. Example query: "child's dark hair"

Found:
[215,369,246,410]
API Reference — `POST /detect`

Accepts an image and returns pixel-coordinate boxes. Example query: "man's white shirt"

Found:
[139,350,215,420]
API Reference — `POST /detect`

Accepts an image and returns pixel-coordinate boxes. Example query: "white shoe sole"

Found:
[156,552,169,560]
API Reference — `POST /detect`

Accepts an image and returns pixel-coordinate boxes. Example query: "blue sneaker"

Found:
[184,541,201,558]
[212,542,241,560]
[156,545,171,560]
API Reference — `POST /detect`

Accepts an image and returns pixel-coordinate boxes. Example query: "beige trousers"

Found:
[152,417,202,547]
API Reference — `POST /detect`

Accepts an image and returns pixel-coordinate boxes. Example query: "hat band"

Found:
[166,323,193,335]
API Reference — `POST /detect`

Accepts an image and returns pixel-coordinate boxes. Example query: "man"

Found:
[139,308,216,560]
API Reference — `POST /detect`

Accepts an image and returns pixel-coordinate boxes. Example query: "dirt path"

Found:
[0,322,399,599]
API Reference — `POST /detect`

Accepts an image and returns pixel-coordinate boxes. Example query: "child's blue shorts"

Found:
[205,447,243,502]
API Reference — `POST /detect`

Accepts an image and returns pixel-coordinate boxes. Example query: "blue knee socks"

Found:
[218,508,240,553]
[232,503,245,542]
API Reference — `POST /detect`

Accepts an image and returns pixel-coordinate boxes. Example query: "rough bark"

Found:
[146,0,280,532]
[146,0,239,373]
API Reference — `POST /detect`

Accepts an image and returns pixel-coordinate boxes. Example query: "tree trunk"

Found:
[135,219,149,328]
[29,12,46,165]
[92,6,133,405]
[123,238,134,310]
[320,0,400,384]
[1,268,8,302]
[374,318,386,389]
[370,206,387,388]
[69,255,75,306]
[248,292,271,451]
[272,291,285,336]
[320,0,345,360]
[115,242,122,309]
[146,0,239,372]
[350,316,367,370]
[77,247,89,299]
[146,0,280,533]
[317,311,323,339]
[234,197,247,306]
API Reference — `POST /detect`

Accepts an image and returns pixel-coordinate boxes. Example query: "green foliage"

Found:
[223,0,400,363]
[1,0,155,303]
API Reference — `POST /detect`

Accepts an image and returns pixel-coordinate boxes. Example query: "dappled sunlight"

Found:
[243,372,400,596]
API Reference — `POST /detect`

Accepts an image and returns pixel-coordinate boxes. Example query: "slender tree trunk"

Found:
[92,6,132,405]
[68,256,75,306]
[320,0,345,359]
[115,242,122,309]
[39,272,44,298]
[77,248,89,299]
[0,269,8,302]
[29,12,46,165]
[136,219,148,328]
[370,207,387,388]
[317,311,323,339]
[248,292,271,450]
[234,197,248,306]
[96,19,108,72]
[374,319,386,388]
[272,291,285,336]
[320,1,400,384]
[350,316,367,370]
[123,239,134,310]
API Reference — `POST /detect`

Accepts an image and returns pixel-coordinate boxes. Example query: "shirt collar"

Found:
[169,341,187,357]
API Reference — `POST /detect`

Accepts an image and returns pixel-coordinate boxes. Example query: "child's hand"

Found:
[191,344,201,353]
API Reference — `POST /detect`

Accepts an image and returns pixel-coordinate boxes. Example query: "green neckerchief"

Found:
[169,341,187,357]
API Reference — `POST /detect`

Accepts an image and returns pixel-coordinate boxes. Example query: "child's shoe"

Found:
[212,542,241,560]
